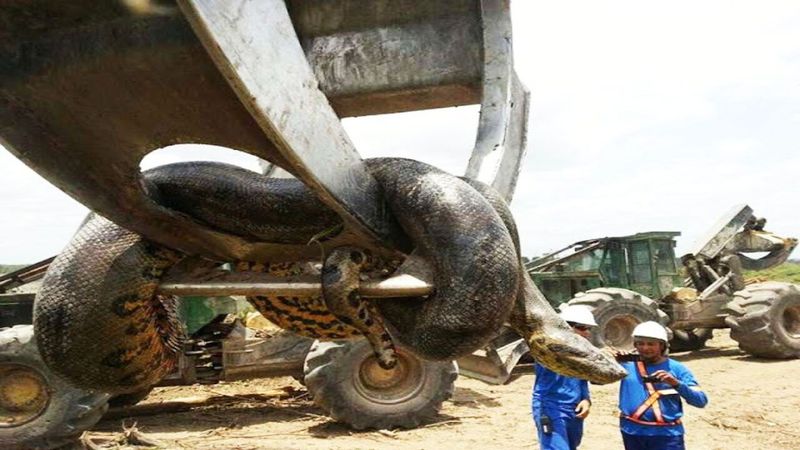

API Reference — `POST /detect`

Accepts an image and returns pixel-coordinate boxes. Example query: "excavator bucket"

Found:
[688,204,797,271]
[0,0,529,261]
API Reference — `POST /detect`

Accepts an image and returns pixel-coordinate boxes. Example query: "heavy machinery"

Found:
[526,205,800,356]
[1,254,530,447]
[1,1,536,447]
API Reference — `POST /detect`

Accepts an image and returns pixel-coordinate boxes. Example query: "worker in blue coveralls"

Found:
[532,305,596,450]
[615,321,708,450]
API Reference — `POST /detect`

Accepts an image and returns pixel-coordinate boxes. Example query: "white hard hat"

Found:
[559,305,597,327]
[632,321,668,342]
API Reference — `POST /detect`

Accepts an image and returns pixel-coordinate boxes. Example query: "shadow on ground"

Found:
[95,389,465,438]
[96,392,322,433]
[449,386,503,408]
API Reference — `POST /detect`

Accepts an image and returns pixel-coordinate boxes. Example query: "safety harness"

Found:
[620,361,681,426]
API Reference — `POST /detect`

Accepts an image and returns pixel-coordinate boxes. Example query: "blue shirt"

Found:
[618,358,708,436]
[532,363,590,419]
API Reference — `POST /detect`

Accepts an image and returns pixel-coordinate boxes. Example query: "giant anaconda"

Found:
[33,158,624,394]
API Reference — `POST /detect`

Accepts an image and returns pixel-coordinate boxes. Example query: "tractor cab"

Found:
[534,205,800,359]
[527,232,683,307]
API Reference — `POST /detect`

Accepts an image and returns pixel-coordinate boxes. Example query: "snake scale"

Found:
[33,158,624,394]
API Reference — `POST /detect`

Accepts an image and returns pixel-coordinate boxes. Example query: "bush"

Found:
[0,264,26,276]
[744,262,800,284]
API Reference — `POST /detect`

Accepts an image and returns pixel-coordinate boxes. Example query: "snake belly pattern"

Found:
[33,158,624,394]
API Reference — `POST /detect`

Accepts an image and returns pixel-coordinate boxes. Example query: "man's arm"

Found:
[676,379,708,408]
[580,379,591,403]
[653,365,708,408]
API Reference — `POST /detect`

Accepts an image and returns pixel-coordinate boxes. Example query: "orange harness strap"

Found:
[620,361,682,427]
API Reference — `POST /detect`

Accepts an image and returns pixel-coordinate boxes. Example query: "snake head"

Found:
[510,275,627,384]
[527,327,627,384]
[323,246,370,271]
[353,248,375,268]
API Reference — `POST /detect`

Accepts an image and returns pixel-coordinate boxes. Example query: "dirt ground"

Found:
[82,331,800,450]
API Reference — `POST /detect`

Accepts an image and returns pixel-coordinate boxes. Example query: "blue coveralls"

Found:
[618,358,708,450]
[532,363,590,450]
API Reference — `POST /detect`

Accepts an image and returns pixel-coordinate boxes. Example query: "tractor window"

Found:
[653,240,677,273]
[601,243,624,285]
[629,241,652,283]
[540,279,573,306]
[565,249,604,272]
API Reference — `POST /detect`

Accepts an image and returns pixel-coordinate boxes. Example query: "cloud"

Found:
[2,1,800,265]
[504,1,800,257]
[511,1,800,164]
[0,151,89,262]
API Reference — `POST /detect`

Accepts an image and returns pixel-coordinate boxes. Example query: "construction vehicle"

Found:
[526,205,800,356]
[1,255,526,445]
[1,1,532,447]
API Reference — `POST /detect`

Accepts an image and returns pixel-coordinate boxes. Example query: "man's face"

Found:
[634,337,664,361]
[569,322,592,339]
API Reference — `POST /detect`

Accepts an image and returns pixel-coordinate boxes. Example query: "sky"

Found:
[2,1,800,264]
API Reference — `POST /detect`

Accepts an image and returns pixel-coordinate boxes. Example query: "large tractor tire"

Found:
[669,328,713,352]
[303,339,458,430]
[724,282,800,358]
[0,325,110,450]
[567,288,670,349]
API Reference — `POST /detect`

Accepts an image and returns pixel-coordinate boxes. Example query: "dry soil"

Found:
[82,331,800,450]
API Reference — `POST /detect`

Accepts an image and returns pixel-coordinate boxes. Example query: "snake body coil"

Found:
[34,158,624,394]
[34,214,183,392]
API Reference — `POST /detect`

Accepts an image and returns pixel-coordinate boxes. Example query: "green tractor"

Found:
[528,231,683,306]
[527,205,800,357]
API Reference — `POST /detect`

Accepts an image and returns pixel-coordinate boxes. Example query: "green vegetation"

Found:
[0,265,26,276]
[744,261,800,284]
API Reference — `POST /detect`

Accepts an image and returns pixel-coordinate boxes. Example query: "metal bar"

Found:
[292,0,483,117]
[690,204,754,259]
[491,73,530,202]
[528,241,603,273]
[525,242,586,270]
[465,0,531,202]
[177,0,400,253]
[698,273,731,301]
[456,338,529,385]
[158,273,432,298]
[0,256,55,293]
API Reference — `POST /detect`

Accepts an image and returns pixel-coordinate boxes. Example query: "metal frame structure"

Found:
[0,1,534,391]
[1,0,529,268]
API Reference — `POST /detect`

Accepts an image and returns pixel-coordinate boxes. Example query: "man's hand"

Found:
[575,399,591,419]
[611,348,638,362]
[651,370,679,387]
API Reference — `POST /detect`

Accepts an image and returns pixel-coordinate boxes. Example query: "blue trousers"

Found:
[535,415,584,450]
[621,432,685,450]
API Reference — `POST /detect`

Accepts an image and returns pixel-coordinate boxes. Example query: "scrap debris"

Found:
[78,421,165,449]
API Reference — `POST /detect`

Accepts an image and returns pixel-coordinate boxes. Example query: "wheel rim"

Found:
[782,303,800,338]
[355,350,425,405]
[0,363,50,428]
[602,315,641,348]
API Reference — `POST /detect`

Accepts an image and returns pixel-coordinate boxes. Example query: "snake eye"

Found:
[350,250,364,264]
